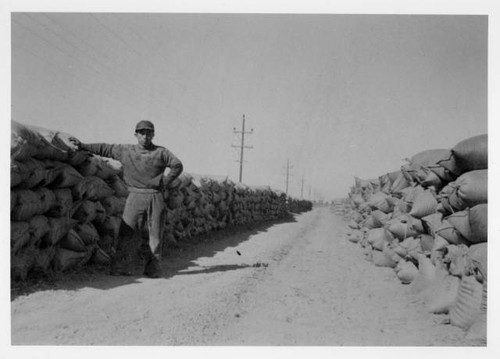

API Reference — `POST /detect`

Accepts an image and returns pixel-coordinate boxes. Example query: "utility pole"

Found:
[283,159,293,196]
[232,114,253,182]
[301,175,304,199]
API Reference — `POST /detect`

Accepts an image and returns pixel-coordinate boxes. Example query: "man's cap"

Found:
[135,120,155,132]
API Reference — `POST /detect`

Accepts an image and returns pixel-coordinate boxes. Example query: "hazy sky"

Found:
[9,12,488,200]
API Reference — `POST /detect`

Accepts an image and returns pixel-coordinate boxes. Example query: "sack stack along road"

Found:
[11,206,466,346]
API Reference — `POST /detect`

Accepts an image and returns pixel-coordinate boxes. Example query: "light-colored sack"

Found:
[452,134,487,174]
[371,210,391,228]
[467,243,487,283]
[409,149,452,169]
[401,185,425,205]
[363,215,377,229]
[422,212,443,235]
[465,260,488,345]
[408,254,438,294]
[419,234,434,252]
[409,190,438,219]
[445,244,470,277]
[348,219,360,230]
[430,235,448,265]
[395,260,419,284]
[469,204,487,243]
[464,280,487,344]
[424,274,460,314]
[435,219,469,245]
[374,245,400,268]
[421,169,443,189]
[390,172,411,195]
[446,210,472,241]
[367,191,388,210]
[393,236,422,258]
[386,215,421,240]
[350,211,364,224]
[366,228,389,251]
[346,229,364,243]
[449,275,483,330]
[447,170,488,211]
[376,197,394,213]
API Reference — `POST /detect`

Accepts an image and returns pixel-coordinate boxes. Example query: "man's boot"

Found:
[109,247,134,276]
[144,254,162,278]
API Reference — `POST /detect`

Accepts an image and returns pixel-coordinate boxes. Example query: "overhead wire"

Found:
[87,13,192,118]
[12,16,106,79]
[18,13,191,119]
[35,13,157,100]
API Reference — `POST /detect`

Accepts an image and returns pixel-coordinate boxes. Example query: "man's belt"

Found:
[128,187,162,194]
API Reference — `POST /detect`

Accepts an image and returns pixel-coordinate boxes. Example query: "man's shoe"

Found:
[144,257,162,278]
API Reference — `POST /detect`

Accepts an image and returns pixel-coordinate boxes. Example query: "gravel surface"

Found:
[11,207,474,347]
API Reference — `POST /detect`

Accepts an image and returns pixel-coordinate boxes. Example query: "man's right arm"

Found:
[69,138,118,159]
[79,143,118,159]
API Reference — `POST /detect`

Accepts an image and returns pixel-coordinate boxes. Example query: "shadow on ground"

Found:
[11,212,299,300]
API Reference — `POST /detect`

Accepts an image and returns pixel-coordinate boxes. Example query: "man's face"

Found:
[135,129,154,147]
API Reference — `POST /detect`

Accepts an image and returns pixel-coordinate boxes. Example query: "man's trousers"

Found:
[113,190,166,272]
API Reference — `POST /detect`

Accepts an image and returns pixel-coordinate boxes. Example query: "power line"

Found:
[231,114,253,183]
[15,13,191,120]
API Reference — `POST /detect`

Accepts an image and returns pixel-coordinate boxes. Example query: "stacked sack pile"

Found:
[288,197,314,213]
[342,134,487,344]
[10,121,312,281]
[332,198,351,216]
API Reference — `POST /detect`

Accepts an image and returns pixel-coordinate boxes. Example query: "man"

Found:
[70,120,183,278]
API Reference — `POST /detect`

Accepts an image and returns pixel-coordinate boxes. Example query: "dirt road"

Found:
[11,206,467,345]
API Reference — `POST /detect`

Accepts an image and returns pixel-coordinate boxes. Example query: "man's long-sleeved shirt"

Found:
[81,143,183,191]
